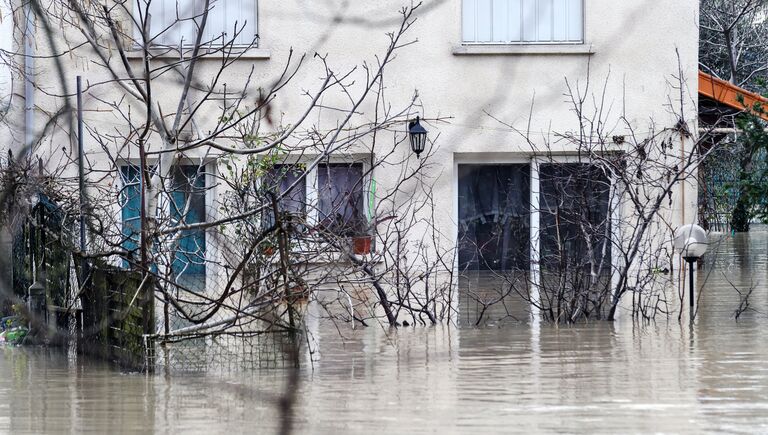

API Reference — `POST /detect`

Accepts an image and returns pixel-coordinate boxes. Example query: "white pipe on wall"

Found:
[23,0,35,156]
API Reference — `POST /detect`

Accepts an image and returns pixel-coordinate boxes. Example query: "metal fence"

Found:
[10,194,74,344]
[9,194,156,370]
[698,143,741,232]
[147,331,299,373]
[78,265,152,370]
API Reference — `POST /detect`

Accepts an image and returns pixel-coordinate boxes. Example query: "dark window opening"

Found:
[318,163,366,236]
[262,164,307,227]
[458,164,531,272]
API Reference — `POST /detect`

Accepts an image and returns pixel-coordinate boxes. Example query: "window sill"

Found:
[125,47,272,60]
[452,44,595,56]
[260,250,383,266]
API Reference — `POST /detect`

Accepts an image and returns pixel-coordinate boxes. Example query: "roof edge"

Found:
[699,71,768,122]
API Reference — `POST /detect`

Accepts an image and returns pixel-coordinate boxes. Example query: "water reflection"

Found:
[2,231,768,433]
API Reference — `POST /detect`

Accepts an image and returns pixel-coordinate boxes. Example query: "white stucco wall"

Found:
[4,1,700,315]
[17,1,701,151]
[0,1,11,119]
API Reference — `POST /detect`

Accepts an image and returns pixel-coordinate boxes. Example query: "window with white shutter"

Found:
[462,0,583,44]
[135,0,258,47]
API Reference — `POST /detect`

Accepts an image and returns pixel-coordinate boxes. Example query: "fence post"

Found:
[138,139,154,367]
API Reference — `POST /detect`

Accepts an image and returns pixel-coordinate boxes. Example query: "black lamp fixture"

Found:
[408,116,428,157]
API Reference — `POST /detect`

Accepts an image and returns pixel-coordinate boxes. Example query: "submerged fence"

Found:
[7,195,155,370]
[7,194,301,372]
[698,140,768,232]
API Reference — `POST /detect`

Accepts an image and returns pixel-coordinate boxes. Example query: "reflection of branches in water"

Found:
[731,279,757,321]
[698,234,765,321]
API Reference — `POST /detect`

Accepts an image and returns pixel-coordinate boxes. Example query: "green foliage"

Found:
[733,106,768,225]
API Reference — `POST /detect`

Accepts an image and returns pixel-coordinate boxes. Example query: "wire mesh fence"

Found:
[148,331,300,373]
[698,141,742,232]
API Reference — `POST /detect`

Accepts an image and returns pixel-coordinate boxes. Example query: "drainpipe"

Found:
[680,131,687,226]
[23,0,35,157]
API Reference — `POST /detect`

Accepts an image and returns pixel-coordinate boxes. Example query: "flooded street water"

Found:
[3,230,768,434]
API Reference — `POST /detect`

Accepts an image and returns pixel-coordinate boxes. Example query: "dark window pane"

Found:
[457,164,530,271]
[263,165,307,226]
[539,163,611,275]
[318,163,365,234]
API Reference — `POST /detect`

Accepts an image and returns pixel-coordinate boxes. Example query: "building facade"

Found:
[2,0,700,331]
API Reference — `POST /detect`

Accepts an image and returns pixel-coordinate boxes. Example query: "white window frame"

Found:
[260,155,375,254]
[133,0,259,49]
[117,158,217,292]
[461,0,584,45]
[452,154,620,321]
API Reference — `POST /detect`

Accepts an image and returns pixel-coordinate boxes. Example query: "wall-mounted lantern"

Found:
[408,116,428,157]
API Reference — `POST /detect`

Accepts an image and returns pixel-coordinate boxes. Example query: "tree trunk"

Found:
[731,190,752,232]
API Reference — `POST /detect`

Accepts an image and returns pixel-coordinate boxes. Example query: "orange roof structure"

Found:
[699,71,768,122]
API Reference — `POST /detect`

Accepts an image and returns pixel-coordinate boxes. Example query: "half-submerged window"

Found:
[462,0,583,44]
[457,164,531,326]
[539,163,611,291]
[456,161,613,325]
[170,165,207,291]
[136,0,258,47]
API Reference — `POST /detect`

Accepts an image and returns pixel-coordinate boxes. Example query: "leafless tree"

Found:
[700,0,768,89]
[699,0,768,232]
[0,0,466,361]
[458,64,721,324]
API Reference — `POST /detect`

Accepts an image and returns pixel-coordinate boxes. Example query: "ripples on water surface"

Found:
[2,231,768,434]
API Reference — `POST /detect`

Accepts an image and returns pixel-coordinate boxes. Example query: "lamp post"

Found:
[408,116,428,157]
[673,224,708,320]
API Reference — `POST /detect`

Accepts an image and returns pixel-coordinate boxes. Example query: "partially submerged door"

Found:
[457,164,531,325]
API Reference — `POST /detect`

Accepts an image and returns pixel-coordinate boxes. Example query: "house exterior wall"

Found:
[0,1,10,111]
[0,1,11,297]
[1,0,700,323]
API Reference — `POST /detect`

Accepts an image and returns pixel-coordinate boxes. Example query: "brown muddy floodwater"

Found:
[3,230,768,434]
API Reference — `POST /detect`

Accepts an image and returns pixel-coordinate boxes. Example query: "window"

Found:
[317,163,366,235]
[457,164,530,272]
[170,166,207,291]
[119,165,142,267]
[457,163,531,326]
[462,0,583,44]
[120,164,208,289]
[261,161,368,237]
[456,160,613,325]
[539,163,611,275]
[136,0,258,47]
[263,165,307,227]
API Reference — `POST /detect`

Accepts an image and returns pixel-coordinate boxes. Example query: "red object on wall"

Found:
[353,236,372,255]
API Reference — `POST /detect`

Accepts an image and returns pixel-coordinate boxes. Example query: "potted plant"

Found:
[352,233,373,255]
[344,217,374,255]
[260,237,277,256]
[348,214,399,255]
